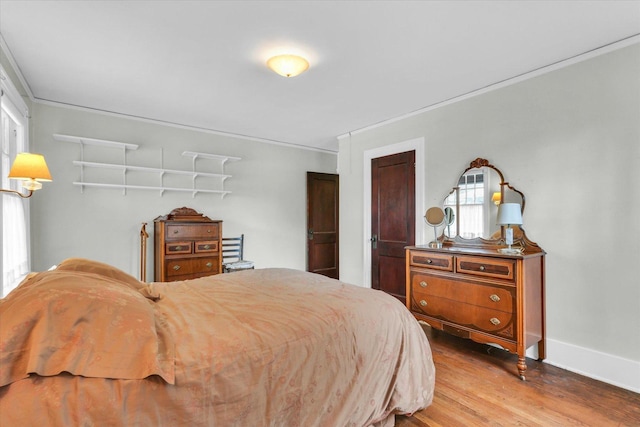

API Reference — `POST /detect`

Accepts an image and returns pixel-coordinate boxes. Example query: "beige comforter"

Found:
[1,265,434,426]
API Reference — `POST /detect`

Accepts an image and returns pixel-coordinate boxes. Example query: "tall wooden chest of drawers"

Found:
[154,207,222,282]
[406,245,545,380]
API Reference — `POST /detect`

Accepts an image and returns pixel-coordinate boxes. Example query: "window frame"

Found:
[1,64,31,294]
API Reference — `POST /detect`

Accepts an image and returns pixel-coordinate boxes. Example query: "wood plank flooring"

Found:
[395,326,640,426]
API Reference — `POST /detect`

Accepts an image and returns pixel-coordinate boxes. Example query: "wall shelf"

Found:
[71,182,231,198]
[57,134,239,198]
[72,161,231,180]
[54,133,139,150]
[182,151,241,163]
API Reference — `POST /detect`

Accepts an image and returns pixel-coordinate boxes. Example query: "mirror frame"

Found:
[441,158,542,253]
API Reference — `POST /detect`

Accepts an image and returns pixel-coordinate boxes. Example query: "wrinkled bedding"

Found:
[1,263,434,426]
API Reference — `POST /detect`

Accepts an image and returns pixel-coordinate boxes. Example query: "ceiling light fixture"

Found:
[266,54,309,77]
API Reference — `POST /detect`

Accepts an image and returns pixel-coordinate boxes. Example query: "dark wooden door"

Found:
[371,151,415,303]
[307,172,339,278]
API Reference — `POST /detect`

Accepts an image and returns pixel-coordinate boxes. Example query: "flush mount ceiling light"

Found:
[266,54,309,77]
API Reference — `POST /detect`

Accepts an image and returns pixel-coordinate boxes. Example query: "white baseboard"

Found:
[543,338,640,393]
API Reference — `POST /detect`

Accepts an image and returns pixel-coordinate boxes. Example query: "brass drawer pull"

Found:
[419,281,427,288]
[174,245,183,251]
[203,244,211,250]
[426,259,432,264]
[206,262,213,268]
[419,300,428,307]
[207,229,212,233]
[490,317,500,326]
[489,294,501,302]
[173,229,179,234]
[173,265,181,271]
[479,265,486,271]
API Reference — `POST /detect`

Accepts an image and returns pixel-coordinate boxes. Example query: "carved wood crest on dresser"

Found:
[154,207,223,282]
[406,158,545,380]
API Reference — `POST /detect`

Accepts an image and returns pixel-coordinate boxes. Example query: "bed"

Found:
[0,258,435,426]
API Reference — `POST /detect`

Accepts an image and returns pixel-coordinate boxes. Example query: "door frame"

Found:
[363,137,425,288]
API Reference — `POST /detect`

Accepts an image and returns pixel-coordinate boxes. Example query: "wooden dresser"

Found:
[406,244,545,380]
[154,207,222,282]
[408,158,547,379]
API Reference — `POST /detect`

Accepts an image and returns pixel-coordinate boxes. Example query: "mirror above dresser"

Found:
[441,157,542,254]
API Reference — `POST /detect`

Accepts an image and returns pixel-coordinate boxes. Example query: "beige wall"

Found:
[338,44,640,387]
[29,103,337,278]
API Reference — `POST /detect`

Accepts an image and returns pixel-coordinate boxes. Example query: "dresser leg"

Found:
[517,357,527,380]
[537,339,546,361]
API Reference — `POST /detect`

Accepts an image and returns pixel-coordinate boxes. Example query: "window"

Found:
[445,168,486,238]
[1,67,30,296]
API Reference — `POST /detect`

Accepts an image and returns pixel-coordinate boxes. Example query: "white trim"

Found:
[338,34,640,141]
[0,69,31,285]
[34,98,337,155]
[0,65,29,119]
[544,338,640,393]
[0,35,34,102]
[1,35,336,154]
[363,137,425,288]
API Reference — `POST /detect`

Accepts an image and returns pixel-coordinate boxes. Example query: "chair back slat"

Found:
[222,234,244,262]
[222,234,253,273]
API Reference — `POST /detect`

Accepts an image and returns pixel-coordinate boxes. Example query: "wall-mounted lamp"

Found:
[496,203,522,254]
[1,153,52,198]
[491,191,501,206]
[266,54,309,77]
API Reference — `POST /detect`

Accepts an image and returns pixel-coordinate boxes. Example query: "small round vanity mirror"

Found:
[425,207,445,248]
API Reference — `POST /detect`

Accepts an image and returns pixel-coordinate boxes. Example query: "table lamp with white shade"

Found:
[496,203,523,254]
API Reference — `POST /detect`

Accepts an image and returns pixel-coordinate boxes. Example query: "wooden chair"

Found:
[222,234,255,273]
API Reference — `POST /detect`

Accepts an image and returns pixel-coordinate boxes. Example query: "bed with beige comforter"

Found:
[0,259,434,426]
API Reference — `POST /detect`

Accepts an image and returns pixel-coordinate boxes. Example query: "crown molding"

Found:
[32,97,336,155]
[0,33,34,102]
[337,34,640,141]
[1,32,336,155]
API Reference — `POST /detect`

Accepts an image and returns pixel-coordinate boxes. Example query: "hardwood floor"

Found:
[395,326,640,426]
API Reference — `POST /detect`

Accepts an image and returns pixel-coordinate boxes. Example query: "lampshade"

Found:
[8,153,52,182]
[496,203,522,226]
[266,54,309,77]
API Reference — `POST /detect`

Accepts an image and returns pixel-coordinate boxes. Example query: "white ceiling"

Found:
[1,1,639,153]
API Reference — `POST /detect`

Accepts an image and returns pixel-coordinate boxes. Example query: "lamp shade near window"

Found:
[4,152,52,195]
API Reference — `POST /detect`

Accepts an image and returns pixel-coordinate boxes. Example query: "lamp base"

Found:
[429,241,442,249]
[22,179,42,191]
[498,247,523,255]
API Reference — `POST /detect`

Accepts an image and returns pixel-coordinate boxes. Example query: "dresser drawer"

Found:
[166,257,219,278]
[165,241,192,255]
[410,272,514,312]
[166,223,219,240]
[409,251,453,271]
[456,255,515,281]
[410,295,515,339]
[195,240,218,253]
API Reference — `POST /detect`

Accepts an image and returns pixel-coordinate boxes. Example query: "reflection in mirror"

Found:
[443,158,524,241]
[443,207,455,238]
